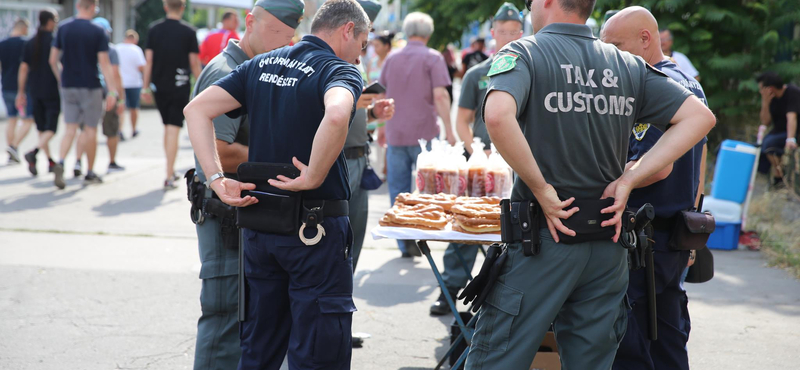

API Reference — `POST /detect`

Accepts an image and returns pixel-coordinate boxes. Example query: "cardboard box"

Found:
[530,331,561,370]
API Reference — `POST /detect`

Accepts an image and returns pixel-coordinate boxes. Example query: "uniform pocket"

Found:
[471,282,523,351]
[313,294,357,364]
[614,294,632,344]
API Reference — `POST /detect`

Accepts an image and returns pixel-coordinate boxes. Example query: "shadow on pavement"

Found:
[0,174,35,186]
[92,188,173,216]
[354,257,440,307]
[687,250,800,317]
[0,187,81,213]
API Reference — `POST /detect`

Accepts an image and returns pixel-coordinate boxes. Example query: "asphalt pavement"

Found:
[1,109,799,370]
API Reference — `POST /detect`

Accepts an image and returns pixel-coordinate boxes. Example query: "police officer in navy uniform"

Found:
[188,1,302,369]
[185,1,369,369]
[431,2,523,316]
[601,7,708,370]
[464,0,716,368]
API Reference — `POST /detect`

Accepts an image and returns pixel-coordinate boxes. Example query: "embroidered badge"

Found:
[487,53,519,77]
[478,76,490,90]
[632,123,651,141]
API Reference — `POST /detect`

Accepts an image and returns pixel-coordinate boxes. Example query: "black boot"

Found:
[430,287,459,316]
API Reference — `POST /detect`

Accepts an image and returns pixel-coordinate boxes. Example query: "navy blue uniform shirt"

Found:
[628,59,708,221]
[0,36,26,92]
[53,18,109,89]
[214,35,363,201]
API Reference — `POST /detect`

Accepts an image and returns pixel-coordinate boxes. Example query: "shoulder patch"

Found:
[487,53,519,77]
[632,123,651,141]
[478,76,490,90]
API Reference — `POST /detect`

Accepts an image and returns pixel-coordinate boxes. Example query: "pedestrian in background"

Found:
[199,9,240,66]
[379,11,454,257]
[757,71,799,186]
[1,18,34,164]
[49,0,118,189]
[19,9,60,176]
[87,17,126,174]
[142,0,202,190]
[116,30,146,140]
[660,29,699,80]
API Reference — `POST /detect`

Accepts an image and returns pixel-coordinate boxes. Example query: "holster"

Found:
[184,169,239,250]
[500,199,544,256]
[620,204,658,340]
[458,244,507,312]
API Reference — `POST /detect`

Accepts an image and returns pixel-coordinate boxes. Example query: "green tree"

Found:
[594,0,800,143]
[134,0,194,48]
[410,0,527,49]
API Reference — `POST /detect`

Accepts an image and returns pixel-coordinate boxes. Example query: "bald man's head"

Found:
[601,6,663,65]
[243,6,297,58]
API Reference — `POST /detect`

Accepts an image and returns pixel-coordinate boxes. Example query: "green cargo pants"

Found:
[194,217,241,370]
[465,230,630,370]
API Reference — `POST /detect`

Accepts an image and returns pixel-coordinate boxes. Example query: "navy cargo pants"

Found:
[239,216,355,370]
[613,229,691,370]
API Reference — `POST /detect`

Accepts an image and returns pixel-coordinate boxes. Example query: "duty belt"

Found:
[650,215,678,232]
[298,199,349,246]
[343,145,367,160]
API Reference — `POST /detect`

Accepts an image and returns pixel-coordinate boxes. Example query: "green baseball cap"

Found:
[356,0,382,23]
[255,0,305,29]
[494,2,523,24]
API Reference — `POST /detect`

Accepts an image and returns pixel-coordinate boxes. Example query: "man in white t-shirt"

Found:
[660,28,699,80]
[115,29,146,139]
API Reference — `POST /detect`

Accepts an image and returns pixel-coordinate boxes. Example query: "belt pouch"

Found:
[557,198,615,244]
[668,210,715,251]
[235,162,302,235]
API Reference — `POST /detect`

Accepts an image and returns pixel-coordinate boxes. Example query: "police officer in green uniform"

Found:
[345,0,395,271]
[189,1,302,369]
[464,0,716,369]
[431,2,523,316]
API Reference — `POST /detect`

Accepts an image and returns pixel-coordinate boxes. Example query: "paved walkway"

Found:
[1,110,798,369]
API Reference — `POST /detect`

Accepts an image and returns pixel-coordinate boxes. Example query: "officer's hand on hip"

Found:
[268,157,317,192]
[211,178,259,207]
[600,178,634,243]
[535,184,579,243]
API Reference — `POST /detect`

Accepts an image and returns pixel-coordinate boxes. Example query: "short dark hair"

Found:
[221,9,237,22]
[163,0,185,12]
[757,72,784,88]
[311,0,371,36]
[559,0,596,19]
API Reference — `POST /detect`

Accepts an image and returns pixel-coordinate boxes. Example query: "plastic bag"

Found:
[467,138,488,197]
[416,139,437,194]
[485,144,513,198]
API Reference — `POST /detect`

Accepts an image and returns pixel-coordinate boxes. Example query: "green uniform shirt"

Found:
[483,23,692,201]
[459,57,493,146]
[344,63,369,149]
[192,39,250,183]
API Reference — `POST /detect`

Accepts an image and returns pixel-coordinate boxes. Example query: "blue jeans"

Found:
[387,143,428,253]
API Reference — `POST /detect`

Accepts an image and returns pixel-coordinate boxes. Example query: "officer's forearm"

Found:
[306,88,354,188]
[217,140,248,174]
[621,96,715,189]
[485,91,548,194]
[184,86,243,179]
[456,107,475,149]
